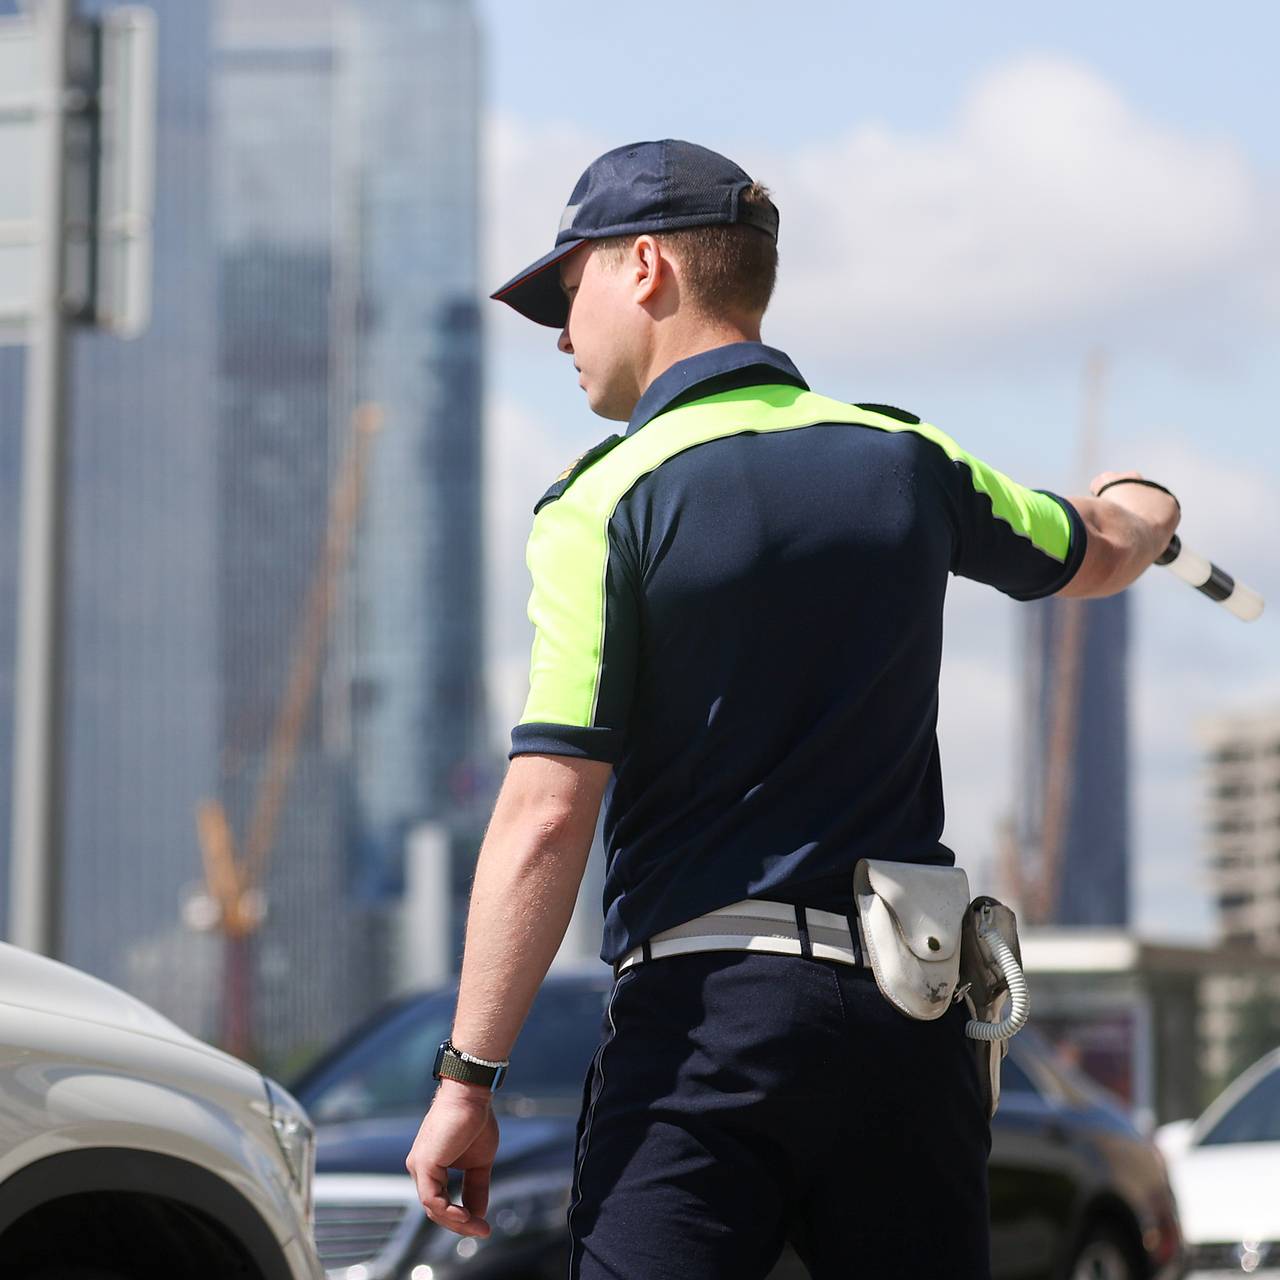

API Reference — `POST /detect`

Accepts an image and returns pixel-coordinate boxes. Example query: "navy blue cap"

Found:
[491,139,779,328]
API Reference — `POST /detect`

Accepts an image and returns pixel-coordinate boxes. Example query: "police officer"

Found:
[406,140,1180,1279]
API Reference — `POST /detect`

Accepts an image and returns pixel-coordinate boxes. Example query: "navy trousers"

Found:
[567,951,991,1279]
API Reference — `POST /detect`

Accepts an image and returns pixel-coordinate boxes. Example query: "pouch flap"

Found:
[855,860,969,962]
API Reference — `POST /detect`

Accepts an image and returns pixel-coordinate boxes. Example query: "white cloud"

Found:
[484,115,598,273]
[936,585,1017,896]
[486,56,1273,369]
[483,115,601,312]
[766,57,1267,365]
[1126,433,1280,715]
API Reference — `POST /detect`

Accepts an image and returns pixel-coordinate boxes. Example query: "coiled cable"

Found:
[964,924,1030,1042]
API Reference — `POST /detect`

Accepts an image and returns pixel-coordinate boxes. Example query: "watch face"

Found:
[432,1041,448,1079]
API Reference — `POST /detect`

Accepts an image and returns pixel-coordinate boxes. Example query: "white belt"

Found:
[616,899,867,973]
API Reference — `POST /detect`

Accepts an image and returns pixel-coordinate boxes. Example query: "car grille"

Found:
[314,1201,412,1271]
[1187,1240,1280,1275]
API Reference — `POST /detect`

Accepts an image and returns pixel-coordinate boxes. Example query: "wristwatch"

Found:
[433,1039,509,1092]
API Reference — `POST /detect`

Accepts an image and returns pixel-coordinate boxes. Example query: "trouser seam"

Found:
[567,969,635,1280]
[830,958,849,1024]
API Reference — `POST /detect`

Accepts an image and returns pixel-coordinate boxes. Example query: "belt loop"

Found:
[642,939,652,962]
[845,909,862,967]
[794,905,813,960]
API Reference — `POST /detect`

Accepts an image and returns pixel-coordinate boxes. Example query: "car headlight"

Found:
[263,1076,316,1227]
[418,1172,570,1265]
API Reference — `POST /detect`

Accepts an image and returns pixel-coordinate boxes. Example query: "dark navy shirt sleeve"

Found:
[934,441,1088,600]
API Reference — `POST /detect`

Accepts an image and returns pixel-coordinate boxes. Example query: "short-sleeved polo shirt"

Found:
[511,342,1086,964]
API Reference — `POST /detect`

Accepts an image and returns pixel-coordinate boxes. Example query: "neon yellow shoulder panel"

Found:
[520,385,1073,729]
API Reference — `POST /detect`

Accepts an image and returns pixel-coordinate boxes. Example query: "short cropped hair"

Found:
[591,182,778,319]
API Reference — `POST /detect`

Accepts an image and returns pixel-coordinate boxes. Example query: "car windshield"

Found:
[1200,1062,1280,1146]
[296,979,611,1124]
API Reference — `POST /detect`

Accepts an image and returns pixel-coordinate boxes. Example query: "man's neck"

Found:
[636,319,762,401]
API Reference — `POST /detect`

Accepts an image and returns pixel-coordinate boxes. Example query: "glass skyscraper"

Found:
[212,6,390,1062]
[207,0,492,1054]
[1016,593,1131,926]
[337,0,490,910]
[2,0,490,1060]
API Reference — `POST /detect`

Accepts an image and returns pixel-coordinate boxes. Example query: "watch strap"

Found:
[433,1040,508,1092]
[1093,476,1181,511]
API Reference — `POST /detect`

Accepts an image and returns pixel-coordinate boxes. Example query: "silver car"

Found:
[0,940,323,1280]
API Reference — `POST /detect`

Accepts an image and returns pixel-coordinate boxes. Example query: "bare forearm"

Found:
[450,820,588,1061]
[448,755,609,1063]
[405,755,610,1232]
[1058,471,1180,598]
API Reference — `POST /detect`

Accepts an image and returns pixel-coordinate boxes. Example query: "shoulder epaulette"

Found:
[855,403,921,425]
[534,433,625,513]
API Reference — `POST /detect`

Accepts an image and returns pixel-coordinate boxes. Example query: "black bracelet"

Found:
[1093,477,1181,512]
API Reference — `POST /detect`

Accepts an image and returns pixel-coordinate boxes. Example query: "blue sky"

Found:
[475,0,1279,939]
[479,1,1279,170]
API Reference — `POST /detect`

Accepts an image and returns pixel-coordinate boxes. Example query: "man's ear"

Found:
[630,234,664,306]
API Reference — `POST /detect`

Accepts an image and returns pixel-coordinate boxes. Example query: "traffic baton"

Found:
[1155,536,1264,622]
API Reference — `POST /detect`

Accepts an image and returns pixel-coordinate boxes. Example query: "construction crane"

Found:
[193,403,381,1061]
[1002,353,1105,925]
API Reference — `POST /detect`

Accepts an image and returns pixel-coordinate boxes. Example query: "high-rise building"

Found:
[1,0,491,1054]
[0,0,220,1011]
[1202,709,1280,952]
[211,4,394,1061]
[337,0,490,923]
[1013,593,1131,926]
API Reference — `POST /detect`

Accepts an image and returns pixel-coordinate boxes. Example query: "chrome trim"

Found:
[313,1174,424,1279]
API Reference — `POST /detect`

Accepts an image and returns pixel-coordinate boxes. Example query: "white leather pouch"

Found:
[853,859,970,1020]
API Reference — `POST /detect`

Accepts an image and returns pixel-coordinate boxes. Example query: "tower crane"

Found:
[1002,353,1105,925]
[194,403,381,1060]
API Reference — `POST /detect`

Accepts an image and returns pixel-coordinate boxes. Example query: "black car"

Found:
[293,969,1182,1280]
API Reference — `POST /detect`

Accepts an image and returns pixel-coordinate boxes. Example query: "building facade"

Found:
[1,0,491,1060]
[337,0,491,920]
[214,0,494,1026]
[212,10,392,1062]
[1202,709,1280,951]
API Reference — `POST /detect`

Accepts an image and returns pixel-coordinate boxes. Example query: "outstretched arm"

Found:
[1057,470,1180,599]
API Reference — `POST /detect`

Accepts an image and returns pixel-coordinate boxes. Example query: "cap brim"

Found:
[490,239,588,328]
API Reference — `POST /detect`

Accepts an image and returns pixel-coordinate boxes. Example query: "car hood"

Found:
[0,941,248,1071]
[1166,1141,1280,1242]
[316,1110,577,1177]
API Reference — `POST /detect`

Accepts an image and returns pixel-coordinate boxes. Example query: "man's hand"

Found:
[406,1081,499,1237]
[1087,469,1179,529]
[1058,469,1180,598]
